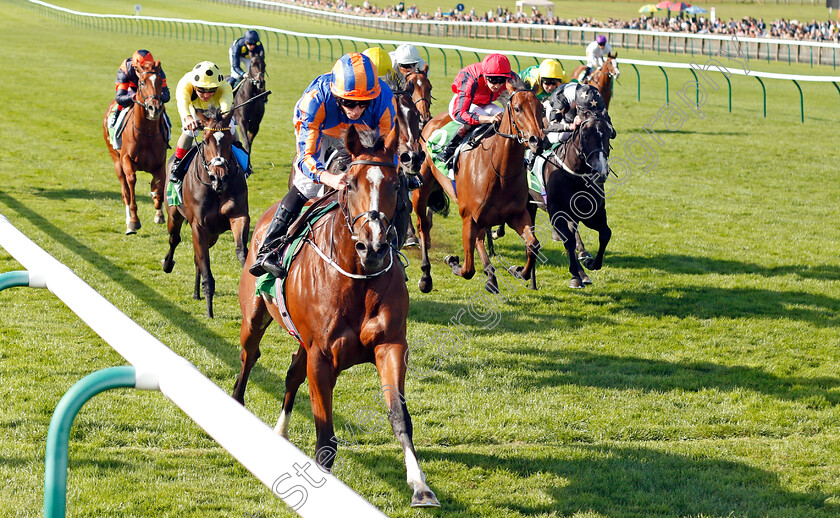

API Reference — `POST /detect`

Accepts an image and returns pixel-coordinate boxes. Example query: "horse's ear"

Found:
[384,123,399,156]
[195,111,211,128]
[221,110,235,129]
[505,80,516,94]
[154,60,161,70]
[346,124,363,156]
[422,63,429,75]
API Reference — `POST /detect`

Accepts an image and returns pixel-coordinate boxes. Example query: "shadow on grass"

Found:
[499,348,840,405]
[30,187,123,202]
[609,252,840,282]
[0,190,286,408]
[352,445,836,517]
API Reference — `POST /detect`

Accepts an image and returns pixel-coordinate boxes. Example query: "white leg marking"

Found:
[125,204,131,224]
[402,443,429,491]
[274,411,292,438]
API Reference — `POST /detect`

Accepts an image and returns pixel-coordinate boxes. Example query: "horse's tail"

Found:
[427,188,449,217]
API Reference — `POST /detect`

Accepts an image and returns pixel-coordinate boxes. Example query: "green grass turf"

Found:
[1,1,840,517]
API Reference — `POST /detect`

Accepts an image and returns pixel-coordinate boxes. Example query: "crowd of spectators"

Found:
[287,0,840,42]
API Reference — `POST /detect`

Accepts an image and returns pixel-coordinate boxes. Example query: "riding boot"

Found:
[406,173,423,191]
[436,125,470,166]
[169,157,185,184]
[249,187,309,278]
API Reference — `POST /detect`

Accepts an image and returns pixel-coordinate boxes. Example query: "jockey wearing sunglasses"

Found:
[169,61,236,182]
[437,53,513,166]
[519,58,566,102]
[107,49,171,138]
[228,29,265,87]
[250,53,398,278]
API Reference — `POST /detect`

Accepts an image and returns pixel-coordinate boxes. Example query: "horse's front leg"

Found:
[550,209,585,289]
[507,209,541,290]
[274,345,307,438]
[475,228,500,294]
[375,342,439,508]
[571,223,592,285]
[162,208,184,273]
[230,214,250,267]
[151,163,166,225]
[120,158,141,234]
[233,287,271,405]
[306,349,337,472]
[445,216,479,280]
[413,166,435,293]
[190,227,215,318]
[583,212,612,272]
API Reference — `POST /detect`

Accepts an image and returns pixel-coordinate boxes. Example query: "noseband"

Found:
[134,70,162,116]
[556,116,610,178]
[495,90,532,144]
[193,127,239,189]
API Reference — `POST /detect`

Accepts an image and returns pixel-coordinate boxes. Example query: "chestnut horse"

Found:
[234,125,439,508]
[404,66,433,128]
[571,53,620,109]
[412,81,546,293]
[162,107,250,318]
[103,60,167,234]
[232,54,267,154]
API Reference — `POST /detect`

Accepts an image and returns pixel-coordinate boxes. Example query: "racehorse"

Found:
[232,54,267,154]
[412,80,546,294]
[403,65,433,128]
[234,124,440,508]
[390,77,427,246]
[162,107,250,318]
[103,59,167,235]
[571,53,620,109]
[539,111,614,288]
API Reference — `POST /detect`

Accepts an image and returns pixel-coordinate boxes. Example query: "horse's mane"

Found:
[497,74,530,107]
[384,72,407,94]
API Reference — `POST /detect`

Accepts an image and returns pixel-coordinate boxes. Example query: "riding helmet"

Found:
[131,49,155,68]
[596,35,607,45]
[393,43,421,65]
[538,59,565,81]
[330,53,380,101]
[244,30,260,44]
[362,47,393,78]
[482,53,511,77]
[190,61,224,89]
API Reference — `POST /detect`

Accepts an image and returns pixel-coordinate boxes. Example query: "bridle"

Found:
[339,159,398,243]
[244,58,266,90]
[495,89,535,144]
[552,114,612,180]
[134,69,162,120]
[405,71,433,119]
[193,126,240,189]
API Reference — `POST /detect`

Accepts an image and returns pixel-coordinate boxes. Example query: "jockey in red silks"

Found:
[436,53,514,165]
[249,52,398,279]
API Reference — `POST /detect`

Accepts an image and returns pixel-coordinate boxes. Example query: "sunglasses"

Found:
[340,99,371,109]
[195,87,217,94]
[541,79,558,86]
[486,76,508,85]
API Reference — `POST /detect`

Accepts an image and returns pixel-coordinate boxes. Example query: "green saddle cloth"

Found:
[425,120,462,181]
[254,201,339,301]
[165,181,183,207]
[527,142,564,195]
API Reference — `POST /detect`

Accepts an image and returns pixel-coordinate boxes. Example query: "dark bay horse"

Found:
[412,81,546,293]
[539,112,615,288]
[103,60,167,234]
[232,54,267,154]
[388,75,426,175]
[234,125,439,508]
[572,53,620,109]
[404,65,433,128]
[162,107,250,318]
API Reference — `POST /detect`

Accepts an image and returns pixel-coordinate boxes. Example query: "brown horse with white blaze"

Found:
[412,81,546,293]
[162,107,249,318]
[235,124,439,508]
[103,59,167,234]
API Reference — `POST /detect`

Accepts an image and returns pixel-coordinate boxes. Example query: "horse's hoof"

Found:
[444,255,459,267]
[578,251,593,261]
[569,278,585,289]
[485,281,499,294]
[583,259,602,270]
[161,258,174,273]
[125,227,137,235]
[410,489,440,508]
[418,277,433,293]
[154,213,165,224]
[582,276,593,285]
[403,236,420,247]
[507,265,525,280]
[129,220,141,232]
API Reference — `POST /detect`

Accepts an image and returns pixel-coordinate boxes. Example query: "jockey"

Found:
[228,30,265,87]
[580,35,612,82]
[389,43,427,76]
[249,53,398,279]
[519,58,565,102]
[546,82,609,144]
[436,53,514,166]
[362,47,395,79]
[109,50,170,128]
[169,61,235,183]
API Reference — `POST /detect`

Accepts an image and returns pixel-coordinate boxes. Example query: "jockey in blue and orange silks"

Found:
[249,52,399,278]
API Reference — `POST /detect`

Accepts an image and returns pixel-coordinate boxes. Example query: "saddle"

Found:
[427,122,495,181]
[108,105,172,150]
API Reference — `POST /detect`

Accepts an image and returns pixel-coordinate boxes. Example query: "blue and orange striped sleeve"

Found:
[294,89,328,182]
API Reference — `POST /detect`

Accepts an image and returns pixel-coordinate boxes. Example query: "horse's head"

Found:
[135,60,164,121]
[394,92,425,175]
[342,124,401,271]
[576,113,615,183]
[195,107,236,194]
[247,55,266,92]
[604,53,620,80]
[405,64,433,127]
[500,79,547,155]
